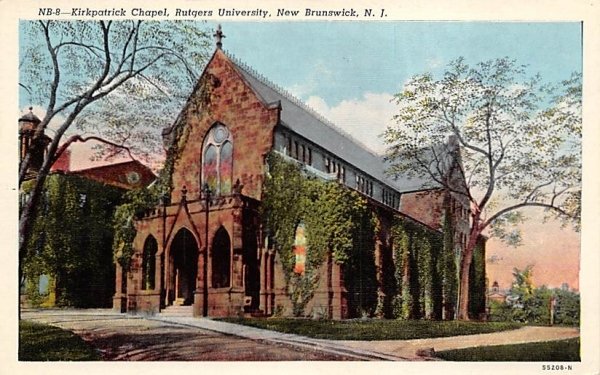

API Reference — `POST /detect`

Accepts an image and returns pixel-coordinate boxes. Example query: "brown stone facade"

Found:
[114,50,349,318]
[400,190,445,230]
[114,50,282,317]
[115,48,482,319]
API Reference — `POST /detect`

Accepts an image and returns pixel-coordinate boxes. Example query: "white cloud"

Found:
[305,92,397,154]
[288,59,334,99]
[425,57,444,70]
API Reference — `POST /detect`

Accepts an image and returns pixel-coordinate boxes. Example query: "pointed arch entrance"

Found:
[168,228,199,306]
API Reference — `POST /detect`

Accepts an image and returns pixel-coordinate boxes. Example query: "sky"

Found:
[19,21,582,290]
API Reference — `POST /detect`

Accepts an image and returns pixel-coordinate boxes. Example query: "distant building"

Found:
[19,109,155,308]
[488,281,507,303]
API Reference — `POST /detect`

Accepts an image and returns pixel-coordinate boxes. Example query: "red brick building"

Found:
[19,110,157,308]
[116,33,482,319]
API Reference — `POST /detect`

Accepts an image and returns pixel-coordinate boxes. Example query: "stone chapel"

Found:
[114,27,485,319]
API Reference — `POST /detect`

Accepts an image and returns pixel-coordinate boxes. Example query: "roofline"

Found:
[225,50,383,159]
[68,159,156,177]
[276,123,439,196]
[369,193,443,233]
[163,48,221,138]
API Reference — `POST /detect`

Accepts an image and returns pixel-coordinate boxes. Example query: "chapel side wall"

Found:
[399,190,445,231]
[170,50,279,204]
[270,251,348,319]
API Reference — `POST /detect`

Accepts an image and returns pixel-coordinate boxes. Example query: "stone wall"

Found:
[169,49,279,204]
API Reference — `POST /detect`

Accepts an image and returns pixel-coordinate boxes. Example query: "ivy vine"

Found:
[261,153,377,316]
[22,174,122,307]
[390,216,445,320]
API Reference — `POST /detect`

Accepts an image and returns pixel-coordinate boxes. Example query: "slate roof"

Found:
[19,108,41,124]
[226,52,441,194]
[69,160,156,190]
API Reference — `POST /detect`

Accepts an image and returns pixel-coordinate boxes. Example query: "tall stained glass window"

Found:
[202,123,233,195]
[293,223,307,275]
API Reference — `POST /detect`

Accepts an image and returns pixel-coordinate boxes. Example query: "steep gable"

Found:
[163,49,280,203]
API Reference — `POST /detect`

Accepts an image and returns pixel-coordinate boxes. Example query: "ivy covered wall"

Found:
[262,153,377,317]
[389,217,445,320]
[22,174,124,308]
[261,152,486,320]
[468,236,487,319]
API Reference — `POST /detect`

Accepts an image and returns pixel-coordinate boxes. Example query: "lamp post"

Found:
[201,183,212,317]
[160,192,168,309]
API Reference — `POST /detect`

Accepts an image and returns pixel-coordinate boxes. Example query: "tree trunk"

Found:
[456,223,483,320]
[457,245,473,320]
[19,164,50,265]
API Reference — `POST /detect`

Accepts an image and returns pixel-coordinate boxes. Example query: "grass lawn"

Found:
[436,338,580,361]
[220,317,523,340]
[19,320,100,361]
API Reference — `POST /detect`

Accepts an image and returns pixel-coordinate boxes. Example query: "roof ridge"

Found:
[68,159,147,173]
[224,50,384,160]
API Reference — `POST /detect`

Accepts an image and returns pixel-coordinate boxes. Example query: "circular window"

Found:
[213,125,228,143]
[126,171,141,185]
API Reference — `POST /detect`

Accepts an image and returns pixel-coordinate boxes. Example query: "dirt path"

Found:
[336,326,580,359]
[21,310,356,361]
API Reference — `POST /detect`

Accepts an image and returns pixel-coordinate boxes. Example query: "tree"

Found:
[19,20,211,282]
[384,58,581,320]
[491,265,580,325]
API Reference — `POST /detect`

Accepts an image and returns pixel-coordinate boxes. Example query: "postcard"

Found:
[2,0,599,374]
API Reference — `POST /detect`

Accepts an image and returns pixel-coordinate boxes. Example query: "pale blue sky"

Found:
[217,22,582,105]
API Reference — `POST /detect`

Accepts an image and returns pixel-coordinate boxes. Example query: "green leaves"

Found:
[385,56,581,240]
[20,20,211,161]
[22,175,123,307]
[261,153,375,316]
[112,186,161,268]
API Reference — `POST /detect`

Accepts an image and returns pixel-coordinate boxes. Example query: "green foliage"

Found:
[510,265,535,302]
[468,237,487,318]
[391,221,411,319]
[23,277,46,308]
[390,217,444,320]
[489,265,580,326]
[111,76,216,269]
[261,153,376,316]
[440,207,458,319]
[220,317,523,341]
[436,338,580,361]
[384,57,581,319]
[554,288,580,326]
[20,20,212,160]
[19,320,100,361]
[22,174,122,307]
[112,187,161,268]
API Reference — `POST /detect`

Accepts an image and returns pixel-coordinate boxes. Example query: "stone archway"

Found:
[168,228,199,306]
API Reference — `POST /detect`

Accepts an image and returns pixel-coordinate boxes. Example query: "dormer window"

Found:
[202,123,233,195]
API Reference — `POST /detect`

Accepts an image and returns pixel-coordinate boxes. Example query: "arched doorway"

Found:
[168,228,199,306]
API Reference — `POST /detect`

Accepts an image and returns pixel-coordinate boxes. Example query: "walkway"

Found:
[335,326,580,360]
[21,309,579,361]
[20,309,356,361]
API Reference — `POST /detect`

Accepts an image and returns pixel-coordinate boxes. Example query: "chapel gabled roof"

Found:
[225,52,445,194]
